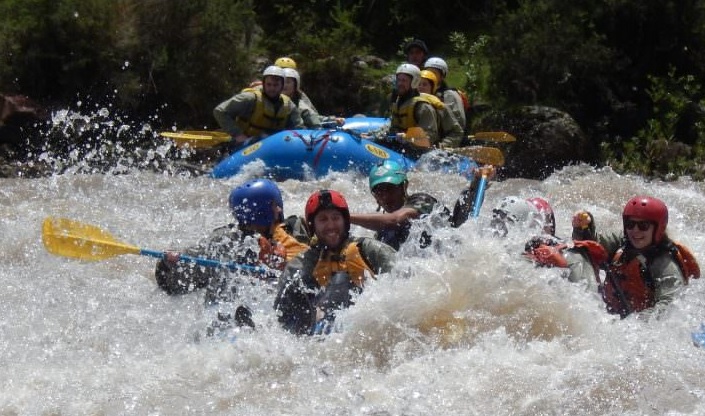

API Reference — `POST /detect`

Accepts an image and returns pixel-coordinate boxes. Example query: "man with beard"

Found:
[388,63,439,158]
[274,189,397,335]
[213,65,304,147]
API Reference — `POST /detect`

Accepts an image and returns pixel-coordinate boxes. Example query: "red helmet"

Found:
[305,189,350,229]
[622,195,668,242]
[527,197,556,236]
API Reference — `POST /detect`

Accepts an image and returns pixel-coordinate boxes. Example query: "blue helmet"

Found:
[369,160,408,190]
[228,179,284,227]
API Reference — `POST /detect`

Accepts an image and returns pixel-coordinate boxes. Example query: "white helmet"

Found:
[490,196,555,237]
[262,65,285,81]
[283,67,300,89]
[395,63,421,89]
[424,57,448,77]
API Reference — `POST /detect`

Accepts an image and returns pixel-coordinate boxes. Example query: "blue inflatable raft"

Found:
[209,117,478,180]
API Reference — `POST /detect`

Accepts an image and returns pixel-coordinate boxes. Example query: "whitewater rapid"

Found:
[2,164,705,415]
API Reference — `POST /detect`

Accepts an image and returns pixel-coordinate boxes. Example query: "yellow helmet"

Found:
[419,70,438,94]
[274,57,297,69]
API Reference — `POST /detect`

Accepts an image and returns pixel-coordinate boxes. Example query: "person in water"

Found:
[155,178,310,331]
[213,65,304,146]
[273,189,397,335]
[350,160,492,250]
[526,196,700,318]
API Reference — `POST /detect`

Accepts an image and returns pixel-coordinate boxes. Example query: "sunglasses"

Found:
[624,219,653,231]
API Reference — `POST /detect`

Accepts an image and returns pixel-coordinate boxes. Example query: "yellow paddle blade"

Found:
[403,127,432,148]
[450,146,505,166]
[42,217,140,261]
[159,130,232,149]
[468,131,517,143]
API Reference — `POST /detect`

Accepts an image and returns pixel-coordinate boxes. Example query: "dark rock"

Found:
[476,106,596,180]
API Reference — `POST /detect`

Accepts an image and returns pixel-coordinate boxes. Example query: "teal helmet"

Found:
[369,160,408,190]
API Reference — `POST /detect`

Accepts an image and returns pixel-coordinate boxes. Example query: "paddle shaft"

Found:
[471,174,488,218]
[139,248,266,273]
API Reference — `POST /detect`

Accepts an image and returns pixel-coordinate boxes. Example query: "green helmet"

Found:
[369,160,408,190]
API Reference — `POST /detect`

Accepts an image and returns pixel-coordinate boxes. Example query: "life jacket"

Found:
[602,241,699,317]
[668,241,701,282]
[257,236,287,271]
[311,240,373,288]
[390,92,436,131]
[524,240,608,276]
[271,223,310,261]
[235,89,293,137]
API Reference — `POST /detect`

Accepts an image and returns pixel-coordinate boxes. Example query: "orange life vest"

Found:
[311,241,373,288]
[602,241,699,317]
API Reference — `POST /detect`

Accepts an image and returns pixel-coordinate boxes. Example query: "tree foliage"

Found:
[2,0,705,178]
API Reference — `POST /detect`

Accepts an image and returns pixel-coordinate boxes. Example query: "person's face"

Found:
[396,74,412,96]
[372,183,406,213]
[406,47,426,67]
[418,78,433,94]
[263,76,283,99]
[624,217,655,249]
[314,209,346,248]
[283,77,296,97]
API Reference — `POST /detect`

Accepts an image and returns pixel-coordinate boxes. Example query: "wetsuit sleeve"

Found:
[298,99,322,129]
[438,107,464,148]
[405,193,441,216]
[358,238,397,274]
[644,254,685,318]
[213,92,255,137]
[154,226,235,295]
[299,91,319,114]
[443,89,467,128]
[414,102,439,144]
[286,102,306,129]
[563,249,599,291]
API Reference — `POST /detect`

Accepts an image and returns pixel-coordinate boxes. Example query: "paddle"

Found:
[468,131,516,143]
[159,130,232,149]
[449,165,495,227]
[42,217,266,273]
[471,167,491,218]
[450,146,504,166]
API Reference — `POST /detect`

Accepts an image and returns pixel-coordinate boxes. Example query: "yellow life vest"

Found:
[236,89,293,137]
[311,240,373,288]
[390,93,436,131]
[420,92,445,110]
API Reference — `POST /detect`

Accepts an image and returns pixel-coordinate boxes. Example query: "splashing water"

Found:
[2,112,705,415]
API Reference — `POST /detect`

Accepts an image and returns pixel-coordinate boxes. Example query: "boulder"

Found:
[476,106,597,180]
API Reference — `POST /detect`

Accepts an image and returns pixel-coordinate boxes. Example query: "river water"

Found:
[2,137,705,414]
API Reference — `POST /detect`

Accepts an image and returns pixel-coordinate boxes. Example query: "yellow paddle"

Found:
[159,130,232,149]
[42,217,265,273]
[468,131,517,143]
[401,127,505,166]
[450,146,505,166]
